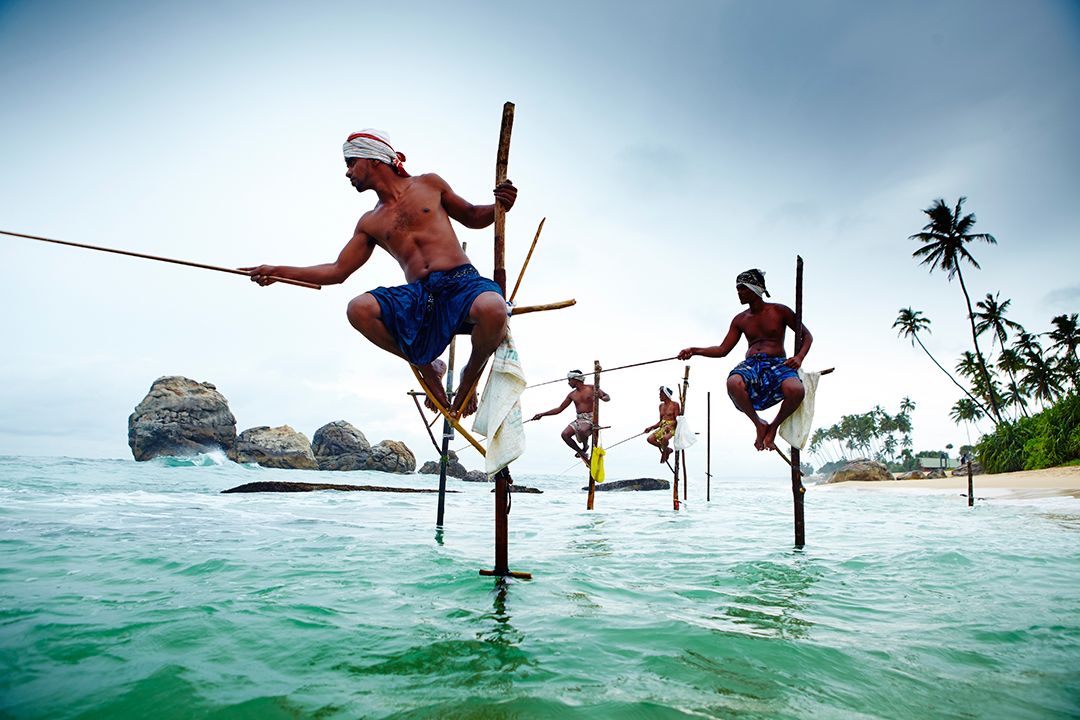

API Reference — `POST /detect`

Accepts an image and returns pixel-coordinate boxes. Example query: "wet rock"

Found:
[418,450,469,478]
[827,459,893,483]
[366,440,416,474]
[581,477,671,492]
[897,470,927,480]
[128,376,237,461]
[491,485,542,493]
[312,420,371,471]
[951,462,983,476]
[461,470,492,483]
[227,425,317,470]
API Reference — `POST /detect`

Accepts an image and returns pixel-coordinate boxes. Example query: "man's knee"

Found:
[346,294,379,330]
[470,292,508,329]
[727,374,746,394]
[782,378,805,402]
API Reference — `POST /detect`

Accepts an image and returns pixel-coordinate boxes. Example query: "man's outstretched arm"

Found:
[242,221,375,286]
[530,395,573,422]
[678,320,742,360]
[436,174,517,229]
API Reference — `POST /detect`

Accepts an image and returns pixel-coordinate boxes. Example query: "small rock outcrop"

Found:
[312,421,371,471]
[896,470,927,480]
[366,440,416,474]
[951,462,983,476]
[310,421,414,474]
[827,459,893,483]
[581,478,670,492]
[227,425,318,470]
[222,481,451,494]
[461,470,492,482]
[128,376,237,461]
[418,450,470,478]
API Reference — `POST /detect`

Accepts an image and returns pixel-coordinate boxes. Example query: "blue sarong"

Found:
[368,264,503,366]
[728,353,799,411]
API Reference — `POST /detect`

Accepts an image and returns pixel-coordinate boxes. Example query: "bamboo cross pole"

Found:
[792,256,806,548]
[587,360,602,510]
[509,218,544,304]
[1,229,321,289]
[510,299,576,316]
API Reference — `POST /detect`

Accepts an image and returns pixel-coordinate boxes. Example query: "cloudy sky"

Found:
[1,0,1078,478]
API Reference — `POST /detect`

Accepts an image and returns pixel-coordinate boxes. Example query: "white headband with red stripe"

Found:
[343,129,409,177]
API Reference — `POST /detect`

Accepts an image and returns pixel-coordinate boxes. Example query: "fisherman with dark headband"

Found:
[243,128,517,418]
[678,268,813,451]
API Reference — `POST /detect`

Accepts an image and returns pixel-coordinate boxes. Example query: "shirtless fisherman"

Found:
[645,386,681,465]
[243,130,516,416]
[530,370,610,461]
[678,268,812,451]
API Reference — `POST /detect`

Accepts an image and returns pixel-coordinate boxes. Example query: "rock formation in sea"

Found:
[311,420,415,474]
[227,425,318,470]
[128,376,237,461]
[827,459,893,483]
[580,477,670,492]
[418,449,470,478]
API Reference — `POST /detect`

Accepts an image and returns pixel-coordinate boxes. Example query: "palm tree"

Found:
[1048,313,1080,389]
[910,197,1002,421]
[893,307,993,420]
[1022,352,1065,408]
[950,397,984,426]
[974,292,1025,349]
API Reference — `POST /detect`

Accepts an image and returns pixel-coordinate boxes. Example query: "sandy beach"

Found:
[822,465,1080,500]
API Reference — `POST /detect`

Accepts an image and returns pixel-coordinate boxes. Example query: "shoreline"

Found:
[820,465,1080,500]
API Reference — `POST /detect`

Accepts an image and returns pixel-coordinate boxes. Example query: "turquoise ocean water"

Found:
[2,454,1079,719]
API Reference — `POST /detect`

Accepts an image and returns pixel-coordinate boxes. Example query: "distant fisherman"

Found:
[243,129,517,417]
[645,386,681,464]
[530,370,610,461]
[678,268,812,451]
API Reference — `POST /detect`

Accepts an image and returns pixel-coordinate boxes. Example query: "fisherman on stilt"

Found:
[645,386,681,464]
[243,129,517,416]
[678,268,813,451]
[530,370,610,462]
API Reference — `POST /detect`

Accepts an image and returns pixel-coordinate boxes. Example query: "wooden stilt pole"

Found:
[587,360,602,510]
[680,366,690,501]
[967,457,974,507]
[436,335,457,528]
[792,256,806,548]
[478,100,530,580]
[707,391,712,502]
[672,364,690,510]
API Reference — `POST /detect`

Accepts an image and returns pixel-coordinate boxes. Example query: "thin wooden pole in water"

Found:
[792,256,806,547]
[707,391,712,502]
[967,458,974,507]
[672,364,690,511]
[587,359,602,510]
[680,365,690,501]
[436,335,457,528]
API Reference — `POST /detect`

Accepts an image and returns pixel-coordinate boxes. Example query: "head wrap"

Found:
[343,129,409,177]
[660,386,674,400]
[736,268,770,298]
[567,370,586,383]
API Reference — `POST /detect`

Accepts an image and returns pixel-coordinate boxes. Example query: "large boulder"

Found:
[581,478,670,492]
[227,425,317,470]
[896,470,927,480]
[365,440,416,474]
[461,470,492,483]
[951,462,983,476]
[128,376,237,461]
[312,421,371,471]
[827,459,893,483]
[418,450,469,478]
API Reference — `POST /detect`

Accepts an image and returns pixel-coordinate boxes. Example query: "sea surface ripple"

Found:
[2,455,1079,719]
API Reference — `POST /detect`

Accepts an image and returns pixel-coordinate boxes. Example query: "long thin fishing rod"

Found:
[1,229,321,290]
[526,355,679,390]
[605,429,649,450]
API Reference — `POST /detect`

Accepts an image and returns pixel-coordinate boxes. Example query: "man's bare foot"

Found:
[660,446,672,464]
[762,424,779,451]
[754,421,769,451]
[416,363,450,412]
[451,385,480,418]
[422,360,449,412]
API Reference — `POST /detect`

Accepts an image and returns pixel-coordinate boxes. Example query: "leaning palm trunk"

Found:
[912,332,993,420]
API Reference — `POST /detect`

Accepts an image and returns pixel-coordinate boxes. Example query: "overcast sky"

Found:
[1,0,1078,478]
